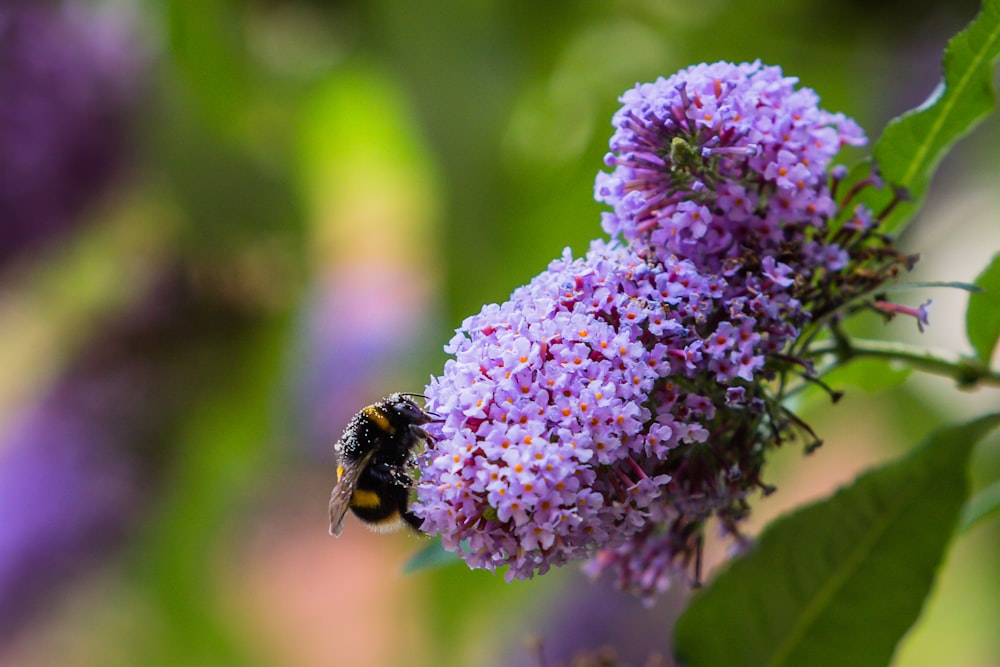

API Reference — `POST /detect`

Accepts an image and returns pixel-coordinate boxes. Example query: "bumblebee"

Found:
[328,393,433,537]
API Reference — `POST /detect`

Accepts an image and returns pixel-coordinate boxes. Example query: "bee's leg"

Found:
[369,462,421,530]
[401,506,424,532]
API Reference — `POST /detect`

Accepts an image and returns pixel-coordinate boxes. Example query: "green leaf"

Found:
[165,0,254,133]
[821,356,912,394]
[960,477,1000,531]
[966,252,1000,364]
[154,115,304,250]
[403,537,462,574]
[883,280,982,294]
[860,0,1000,234]
[674,414,1000,667]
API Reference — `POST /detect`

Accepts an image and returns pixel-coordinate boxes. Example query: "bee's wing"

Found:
[329,448,376,537]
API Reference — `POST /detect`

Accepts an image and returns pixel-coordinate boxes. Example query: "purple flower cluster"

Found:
[0,2,141,267]
[595,61,865,272]
[414,236,804,583]
[413,61,911,598]
[416,242,672,577]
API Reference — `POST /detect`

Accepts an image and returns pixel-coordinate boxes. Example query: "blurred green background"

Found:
[1,1,998,665]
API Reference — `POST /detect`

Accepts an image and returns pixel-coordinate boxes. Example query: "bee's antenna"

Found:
[396,392,440,419]
[401,392,436,413]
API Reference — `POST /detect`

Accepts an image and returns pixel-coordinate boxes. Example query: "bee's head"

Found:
[383,392,434,425]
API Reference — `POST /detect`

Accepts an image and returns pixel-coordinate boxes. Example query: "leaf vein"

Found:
[765,483,918,667]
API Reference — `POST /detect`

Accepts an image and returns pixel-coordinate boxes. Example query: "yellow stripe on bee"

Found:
[363,405,394,433]
[351,489,383,508]
[336,465,344,481]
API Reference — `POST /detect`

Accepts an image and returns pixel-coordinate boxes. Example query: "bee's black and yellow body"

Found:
[328,393,432,537]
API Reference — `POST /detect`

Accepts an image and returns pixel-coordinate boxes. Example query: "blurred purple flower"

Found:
[0,1,142,267]
[505,570,683,667]
[292,263,437,456]
[0,266,265,643]
[0,388,144,643]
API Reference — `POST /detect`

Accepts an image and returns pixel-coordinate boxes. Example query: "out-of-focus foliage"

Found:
[868,0,1000,235]
[967,252,1000,364]
[0,0,997,666]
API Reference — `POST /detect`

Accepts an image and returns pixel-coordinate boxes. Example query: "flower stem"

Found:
[807,337,1000,389]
